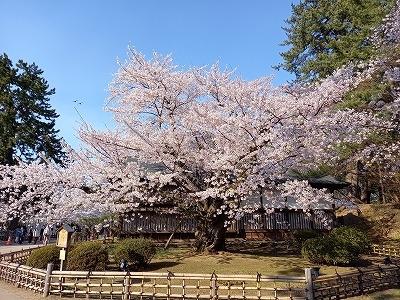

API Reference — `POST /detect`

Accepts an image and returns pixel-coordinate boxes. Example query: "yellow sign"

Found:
[57,229,69,248]
[59,249,66,260]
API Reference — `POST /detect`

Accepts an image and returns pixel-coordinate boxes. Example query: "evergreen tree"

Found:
[0,53,65,165]
[279,0,394,82]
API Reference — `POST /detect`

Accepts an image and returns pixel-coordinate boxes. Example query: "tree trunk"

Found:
[194,215,227,252]
[356,161,371,203]
[193,210,227,253]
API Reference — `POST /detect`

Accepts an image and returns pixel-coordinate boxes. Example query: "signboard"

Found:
[59,249,66,260]
[57,229,69,248]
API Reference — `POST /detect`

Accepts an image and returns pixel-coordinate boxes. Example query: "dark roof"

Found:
[57,224,74,233]
[308,175,349,189]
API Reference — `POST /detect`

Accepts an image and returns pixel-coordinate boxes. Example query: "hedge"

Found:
[66,241,108,271]
[26,245,60,269]
[114,238,156,269]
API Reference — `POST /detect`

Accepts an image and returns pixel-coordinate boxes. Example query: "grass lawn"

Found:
[149,246,358,276]
[149,247,400,299]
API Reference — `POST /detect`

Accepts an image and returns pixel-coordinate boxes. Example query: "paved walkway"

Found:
[0,243,42,255]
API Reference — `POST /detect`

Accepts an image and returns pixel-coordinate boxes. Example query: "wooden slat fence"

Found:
[372,244,400,258]
[47,270,307,299]
[313,265,400,299]
[2,246,400,299]
[0,261,47,293]
[122,211,334,235]
[240,211,333,231]
[0,246,41,264]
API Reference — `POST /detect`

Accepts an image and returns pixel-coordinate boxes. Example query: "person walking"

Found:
[32,224,40,244]
[27,229,33,244]
[43,224,50,245]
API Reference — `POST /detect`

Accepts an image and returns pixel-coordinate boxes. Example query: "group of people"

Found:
[11,223,53,245]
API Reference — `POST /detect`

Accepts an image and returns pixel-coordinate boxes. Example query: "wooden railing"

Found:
[47,270,307,299]
[0,246,41,264]
[372,244,400,258]
[1,245,400,300]
[313,265,400,299]
[0,261,47,293]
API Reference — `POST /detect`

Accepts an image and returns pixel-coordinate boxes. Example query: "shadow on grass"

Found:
[275,266,305,276]
[226,240,299,257]
[146,261,181,271]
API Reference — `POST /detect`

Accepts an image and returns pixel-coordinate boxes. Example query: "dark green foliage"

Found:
[302,236,357,265]
[26,245,59,269]
[293,229,321,245]
[279,0,395,82]
[331,226,371,255]
[66,241,108,271]
[302,227,371,265]
[114,238,156,269]
[0,53,65,165]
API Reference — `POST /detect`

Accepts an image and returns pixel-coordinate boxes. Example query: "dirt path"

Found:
[0,280,59,300]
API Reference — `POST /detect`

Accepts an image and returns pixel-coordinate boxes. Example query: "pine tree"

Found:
[0,53,65,165]
[279,0,395,82]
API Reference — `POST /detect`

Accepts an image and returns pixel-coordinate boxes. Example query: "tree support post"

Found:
[43,263,54,297]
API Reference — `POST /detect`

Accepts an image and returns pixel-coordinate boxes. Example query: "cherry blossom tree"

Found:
[76,47,391,251]
[1,1,398,250]
[0,149,107,224]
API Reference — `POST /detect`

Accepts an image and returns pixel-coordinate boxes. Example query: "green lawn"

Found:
[149,246,358,276]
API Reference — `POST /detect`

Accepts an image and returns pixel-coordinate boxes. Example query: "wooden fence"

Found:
[372,244,400,258]
[0,261,309,299]
[1,246,400,299]
[313,265,400,299]
[122,211,334,235]
[0,246,40,264]
[0,261,47,293]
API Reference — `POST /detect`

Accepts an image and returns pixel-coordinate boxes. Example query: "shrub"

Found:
[26,245,60,269]
[302,236,357,265]
[66,241,108,271]
[302,226,370,266]
[114,238,156,269]
[331,226,371,255]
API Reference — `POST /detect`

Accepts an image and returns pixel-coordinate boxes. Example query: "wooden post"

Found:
[357,269,364,295]
[210,273,217,300]
[123,275,130,300]
[304,268,314,300]
[43,263,54,297]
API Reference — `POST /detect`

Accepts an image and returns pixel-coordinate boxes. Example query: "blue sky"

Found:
[1,1,297,148]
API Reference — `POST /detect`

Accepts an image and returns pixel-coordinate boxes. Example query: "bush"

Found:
[331,226,371,255]
[293,229,321,245]
[66,241,108,271]
[114,238,156,269]
[302,227,370,266]
[26,245,60,269]
[302,236,357,265]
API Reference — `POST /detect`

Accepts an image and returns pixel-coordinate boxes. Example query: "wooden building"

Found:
[121,176,348,240]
